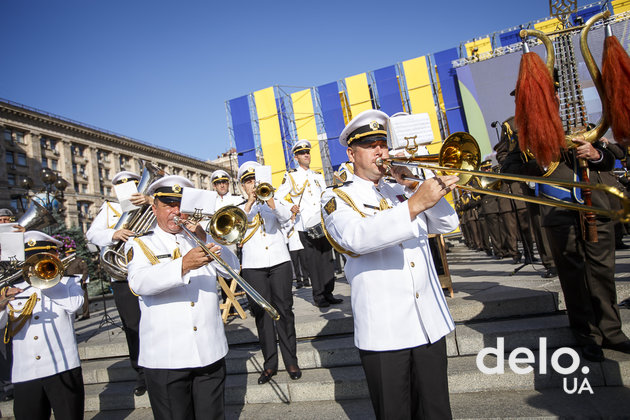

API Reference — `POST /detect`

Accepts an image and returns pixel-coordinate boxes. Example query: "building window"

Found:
[3,129,11,142]
[100,185,104,195]
[10,199,19,212]
[16,153,26,166]
[42,157,48,168]
[15,132,25,144]
[74,183,79,193]
[7,173,16,186]
[50,159,58,171]
[72,164,77,175]
[6,153,14,165]
[105,186,112,196]
[81,183,88,193]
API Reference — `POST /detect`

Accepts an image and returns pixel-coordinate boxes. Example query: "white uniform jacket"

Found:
[215,193,244,212]
[240,200,292,269]
[282,220,304,252]
[0,276,83,383]
[86,201,122,247]
[124,225,240,369]
[275,167,326,232]
[321,176,459,351]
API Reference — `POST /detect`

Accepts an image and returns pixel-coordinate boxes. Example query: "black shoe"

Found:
[287,366,302,380]
[582,344,605,362]
[303,279,311,287]
[295,280,303,289]
[541,268,558,278]
[133,383,146,397]
[315,300,330,308]
[512,256,522,264]
[325,296,343,304]
[602,340,630,354]
[257,370,276,385]
[0,391,13,402]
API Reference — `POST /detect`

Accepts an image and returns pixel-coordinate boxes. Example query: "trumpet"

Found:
[376,132,630,222]
[0,253,76,290]
[174,212,280,321]
[255,182,274,202]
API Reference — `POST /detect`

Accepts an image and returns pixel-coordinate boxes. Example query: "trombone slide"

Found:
[173,217,280,321]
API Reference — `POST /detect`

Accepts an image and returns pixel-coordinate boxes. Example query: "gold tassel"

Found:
[5,293,37,344]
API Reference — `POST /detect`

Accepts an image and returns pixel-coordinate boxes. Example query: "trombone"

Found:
[174,209,280,321]
[376,132,630,223]
[0,253,76,290]
[255,182,274,202]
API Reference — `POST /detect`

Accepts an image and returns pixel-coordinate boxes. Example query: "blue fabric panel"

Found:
[317,82,348,167]
[572,6,600,26]
[373,65,404,115]
[229,95,257,166]
[433,48,468,133]
[276,97,294,168]
[499,29,522,47]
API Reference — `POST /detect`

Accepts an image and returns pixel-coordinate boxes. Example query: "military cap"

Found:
[339,109,389,147]
[24,231,62,258]
[147,175,194,204]
[0,208,14,217]
[291,139,311,154]
[211,169,230,184]
[237,161,260,183]
[111,171,141,185]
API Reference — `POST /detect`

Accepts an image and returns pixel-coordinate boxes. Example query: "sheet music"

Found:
[388,113,434,149]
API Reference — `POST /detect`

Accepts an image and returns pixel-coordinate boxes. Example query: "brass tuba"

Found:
[17,200,56,231]
[99,162,165,280]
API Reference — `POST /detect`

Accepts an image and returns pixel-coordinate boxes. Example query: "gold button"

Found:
[416,292,419,299]
[37,298,41,302]
[265,246,268,250]
[34,316,39,320]
[34,336,38,340]
[190,302,195,307]
[193,326,197,331]
[410,262,415,267]
[36,356,41,360]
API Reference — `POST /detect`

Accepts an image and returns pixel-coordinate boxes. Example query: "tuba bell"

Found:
[17,200,56,231]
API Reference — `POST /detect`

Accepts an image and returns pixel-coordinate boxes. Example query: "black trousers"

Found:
[13,367,84,420]
[111,281,144,382]
[299,231,335,305]
[359,338,452,420]
[289,249,307,281]
[144,358,226,420]
[484,212,504,257]
[546,220,628,346]
[242,262,298,371]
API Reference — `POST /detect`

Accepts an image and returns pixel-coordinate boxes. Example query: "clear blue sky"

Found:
[0,0,597,161]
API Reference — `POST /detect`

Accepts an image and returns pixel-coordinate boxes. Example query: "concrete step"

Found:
[2,348,627,417]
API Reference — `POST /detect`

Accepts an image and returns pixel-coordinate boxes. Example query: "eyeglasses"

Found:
[295,150,310,156]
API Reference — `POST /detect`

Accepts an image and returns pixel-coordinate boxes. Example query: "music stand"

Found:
[86,275,121,341]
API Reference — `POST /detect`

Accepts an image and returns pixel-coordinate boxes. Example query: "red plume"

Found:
[602,35,630,147]
[514,52,565,168]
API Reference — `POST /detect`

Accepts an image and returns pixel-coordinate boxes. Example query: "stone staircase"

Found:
[1,240,630,419]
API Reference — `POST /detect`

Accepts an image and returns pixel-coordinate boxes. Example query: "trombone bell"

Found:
[255,182,274,202]
[22,253,64,289]
[207,206,248,246]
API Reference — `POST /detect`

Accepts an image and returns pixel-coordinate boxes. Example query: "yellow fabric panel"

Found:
[401,56,442,144]
[339,91,352,124]
[253,86,287,186]
[534,18,561,33]
[464,37,492,57]
[345,73,373,117]
[612,0,630,14]
[290,89,323,172]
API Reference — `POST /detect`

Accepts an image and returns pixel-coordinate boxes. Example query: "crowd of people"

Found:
[0,106,629,420]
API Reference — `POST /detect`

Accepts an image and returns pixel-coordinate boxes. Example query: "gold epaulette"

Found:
[133,238,160,265]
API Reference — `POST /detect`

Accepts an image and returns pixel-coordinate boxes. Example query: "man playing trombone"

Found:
[321,110,459,419]
[0,231,84,420]
[125,175,240,420]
